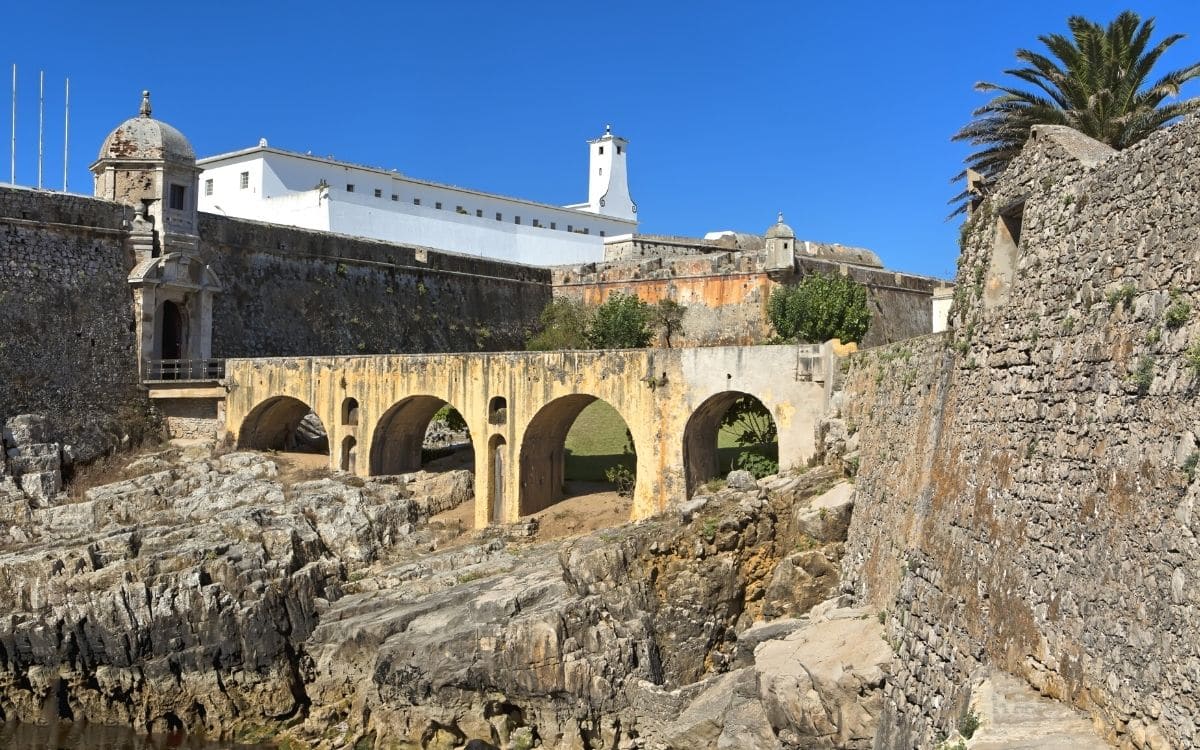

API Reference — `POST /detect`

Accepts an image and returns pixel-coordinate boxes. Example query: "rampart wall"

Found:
[196,215,550,357]
[836,119,1200,748]
[553,252,941,348]
[0,187,148,462]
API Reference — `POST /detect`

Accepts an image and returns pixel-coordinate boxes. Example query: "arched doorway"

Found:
[160,300,184,362]
[341,436,358,473]
[370,396,473,475]
[683,392,779,495]
[518,396,637,517]
[238,396,330,455]
[488,434,507,524]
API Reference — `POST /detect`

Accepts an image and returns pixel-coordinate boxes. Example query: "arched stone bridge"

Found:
[223,344,840,527]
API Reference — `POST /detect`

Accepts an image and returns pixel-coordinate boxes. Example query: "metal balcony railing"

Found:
[143,358,226,382]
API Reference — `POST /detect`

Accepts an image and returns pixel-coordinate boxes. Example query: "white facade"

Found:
[197,130,638,266]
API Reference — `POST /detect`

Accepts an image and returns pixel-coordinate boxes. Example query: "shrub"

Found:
[1131,356,1155,396]
[527,297,593,350]
[721,396,778,447]
[1187,341,1200,379]
[734,449,778,479]
[1106,283,1136,310]
[958,709,981,740]
[588,293,652,349]
[431,404,467,431]
[1165,293,1192,329]
[767,273,871,344]
[604,464,636,496]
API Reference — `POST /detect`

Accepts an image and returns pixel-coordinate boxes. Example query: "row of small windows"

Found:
[204,173,605,236]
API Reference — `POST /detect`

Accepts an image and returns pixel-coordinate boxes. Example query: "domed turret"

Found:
[764,211,796,271]
[764,211,795,240]
[97,91,195,164]
[91,90,200,249]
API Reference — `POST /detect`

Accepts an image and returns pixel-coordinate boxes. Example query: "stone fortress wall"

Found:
[553,248,944,348]
[832,118,1200,747]
[0,186,551,454]
[0,187,146,463]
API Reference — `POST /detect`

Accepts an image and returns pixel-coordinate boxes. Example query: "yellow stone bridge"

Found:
[222,344,839,526]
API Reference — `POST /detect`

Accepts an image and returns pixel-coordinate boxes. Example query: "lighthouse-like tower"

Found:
[583,125,636,221]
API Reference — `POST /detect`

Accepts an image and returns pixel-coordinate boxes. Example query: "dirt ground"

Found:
[430,480,631,544]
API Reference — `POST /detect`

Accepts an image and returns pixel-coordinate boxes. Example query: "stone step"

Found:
[967,672,1109,749]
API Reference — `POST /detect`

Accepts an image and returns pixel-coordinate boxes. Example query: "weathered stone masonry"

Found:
[837,119,1200,748]
[0,187,146,462]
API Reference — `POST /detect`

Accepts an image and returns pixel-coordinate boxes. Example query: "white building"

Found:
[196,127,637,266]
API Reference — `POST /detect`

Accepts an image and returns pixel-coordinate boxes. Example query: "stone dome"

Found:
[97,91,195,164]
[764,211,795,239]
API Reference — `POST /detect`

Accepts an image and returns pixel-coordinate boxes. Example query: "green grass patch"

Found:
[562,400,778,481]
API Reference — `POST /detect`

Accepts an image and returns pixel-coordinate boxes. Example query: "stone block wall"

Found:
[553,252,941,348]
[0,187,150,461]
[837,119,1200,748]
[198,215,550,356]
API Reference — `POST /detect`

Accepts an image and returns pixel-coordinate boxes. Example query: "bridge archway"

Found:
[518,395,637,517]
[683,391,778,495]
[238,396,330,454]
[370,395,472,475]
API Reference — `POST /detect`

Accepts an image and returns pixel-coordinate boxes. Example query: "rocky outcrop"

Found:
[0,443,887,749]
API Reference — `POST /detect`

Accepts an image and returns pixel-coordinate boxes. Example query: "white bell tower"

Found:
[584,125,636,221]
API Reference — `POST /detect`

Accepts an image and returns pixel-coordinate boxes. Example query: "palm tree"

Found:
[951,11,1200,215]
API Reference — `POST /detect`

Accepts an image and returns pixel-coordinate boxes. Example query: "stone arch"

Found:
[683,391,778,495]
[238,396,329,454]
[341,436,358,473]
[488,434,507,524]
[341,397,359,426]
[517,394,637,517]
[370,395,471,475]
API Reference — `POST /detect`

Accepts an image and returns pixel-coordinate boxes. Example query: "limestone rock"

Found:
[725,470,757,491]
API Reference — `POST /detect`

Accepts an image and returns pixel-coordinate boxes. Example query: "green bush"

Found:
[767,273,871,344]
[431,404,467,431]
[1165,293,1191,329]
[734,449,778,479]
[604,464,636,496]
[650,299,686,347]
[588,293,652,349]
[527,297,593,350]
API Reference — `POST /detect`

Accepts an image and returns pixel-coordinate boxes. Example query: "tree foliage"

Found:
[720,396,780,479]
[767,273,871,344]
[649,299,686,348]
[951,11,1200,215]
[588,293,652,349]
[527,297,593,351]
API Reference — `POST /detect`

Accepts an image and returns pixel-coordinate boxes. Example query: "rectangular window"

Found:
[600,230,606,237]
[168,184,186,210]
[495,212,502,221]
[598,146,604,155]
[583,228,589,234]
[515,216,521,224]
[204,178,213,196]
[617,145,622,155]
[391,194,399,201]
[413,198,421,206]
[435,202,442,209]
[567,225,573,232]
[239,171,249,189]
[374,188,382,198]
[476,209,483,217]
[346,184,355,192]
[550,222,556,230]
[532,219,540,227]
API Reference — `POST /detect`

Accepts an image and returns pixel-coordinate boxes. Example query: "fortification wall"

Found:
[837,119,1200,748]
[553,252,940,348]
[0,187,150,461]
[197,215,550,357]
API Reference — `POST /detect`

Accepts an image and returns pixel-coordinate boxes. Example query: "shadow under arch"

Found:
[370,395,471,475]
[238,396,329,453]
[683,391,778,495]
[518,394,637,517]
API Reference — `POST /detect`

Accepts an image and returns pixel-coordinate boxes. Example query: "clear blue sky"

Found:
[5,1,1200,278]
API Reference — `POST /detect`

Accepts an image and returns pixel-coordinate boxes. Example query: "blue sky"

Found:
[5,1,1200,278]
